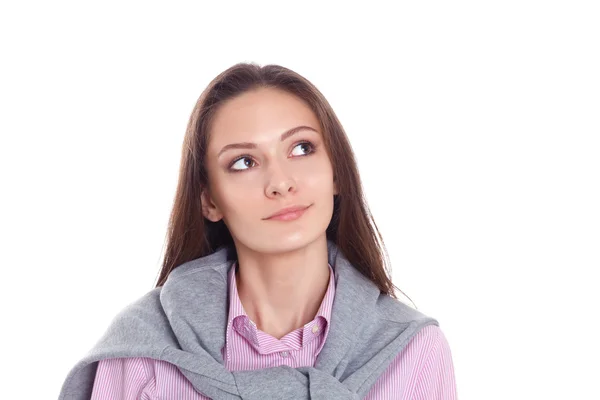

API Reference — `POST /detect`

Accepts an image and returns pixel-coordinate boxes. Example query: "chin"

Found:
[243,229,326,255]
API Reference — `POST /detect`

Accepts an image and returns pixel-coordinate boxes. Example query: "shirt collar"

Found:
[225,260,336,355]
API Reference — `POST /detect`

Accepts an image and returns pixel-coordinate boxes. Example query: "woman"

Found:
[59,63,457,399]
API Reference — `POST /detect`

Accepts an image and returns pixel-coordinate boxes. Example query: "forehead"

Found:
[208,87,320,148]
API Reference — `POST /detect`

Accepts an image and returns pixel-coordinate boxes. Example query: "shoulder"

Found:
[401,324,452,366]
[405,324,457,398]
[378,324,451,375]
[364,325,457,399]
[374,294,435,324]
[89,287,163,337]
[94,255,233,352]
[357,293,439,351]
[87,288,173,358]
[391,321,455,382]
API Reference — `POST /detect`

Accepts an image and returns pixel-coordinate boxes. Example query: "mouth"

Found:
[264,204,311,221]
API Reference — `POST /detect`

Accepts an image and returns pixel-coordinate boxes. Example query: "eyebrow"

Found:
[217,125,319,158]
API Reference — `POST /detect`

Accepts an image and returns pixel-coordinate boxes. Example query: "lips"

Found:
[265,204,310,220]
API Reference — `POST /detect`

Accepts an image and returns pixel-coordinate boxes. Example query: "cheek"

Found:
[299,159,335,191]
[213,178,261,216]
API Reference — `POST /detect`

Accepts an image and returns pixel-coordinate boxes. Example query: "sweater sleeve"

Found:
[90,357,157,400]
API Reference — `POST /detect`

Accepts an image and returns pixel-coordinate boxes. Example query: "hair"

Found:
[154,62,411,303]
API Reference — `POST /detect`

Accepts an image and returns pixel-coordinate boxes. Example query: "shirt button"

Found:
[280,351,289,358]
[312,325,320,334]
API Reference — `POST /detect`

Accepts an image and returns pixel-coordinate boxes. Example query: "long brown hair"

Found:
[154,62,410,302]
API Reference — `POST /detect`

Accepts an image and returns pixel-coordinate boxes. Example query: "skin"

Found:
[201,87,339,339]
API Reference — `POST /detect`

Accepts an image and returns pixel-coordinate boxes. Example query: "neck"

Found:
[234,236,331,339]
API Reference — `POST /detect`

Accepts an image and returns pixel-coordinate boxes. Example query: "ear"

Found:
[201,188,224,222]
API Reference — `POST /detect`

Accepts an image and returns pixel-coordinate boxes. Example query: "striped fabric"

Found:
[222,262,334,371]
[91,262,457,399]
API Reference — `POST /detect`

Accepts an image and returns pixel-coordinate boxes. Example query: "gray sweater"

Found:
[59,240,438,399]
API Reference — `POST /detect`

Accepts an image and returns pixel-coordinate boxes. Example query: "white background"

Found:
[1,1,598,399]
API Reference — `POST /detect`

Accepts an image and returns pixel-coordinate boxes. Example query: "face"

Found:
[201,87,338,254]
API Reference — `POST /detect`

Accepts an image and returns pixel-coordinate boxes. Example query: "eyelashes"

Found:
[228,141,317,172]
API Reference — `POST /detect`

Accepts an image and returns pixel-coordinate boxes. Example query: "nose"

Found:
[264,159,297,198]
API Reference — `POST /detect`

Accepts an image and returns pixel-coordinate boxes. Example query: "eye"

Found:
[230,156,256,171]
[228,142,316,173]
[291,141,315,156]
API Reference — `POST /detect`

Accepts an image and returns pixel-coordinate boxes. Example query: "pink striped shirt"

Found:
[91,262,457,399]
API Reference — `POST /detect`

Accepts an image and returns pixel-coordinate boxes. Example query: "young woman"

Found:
[59,63,457,399]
